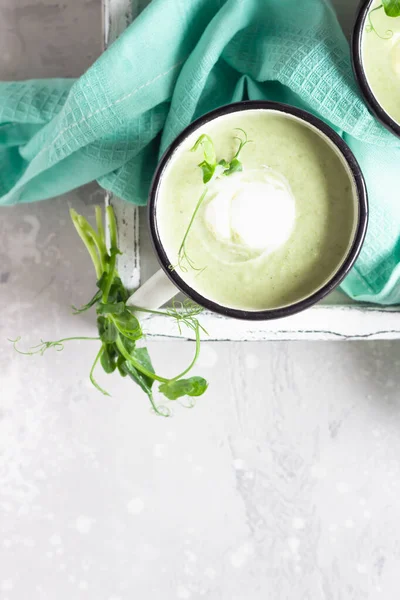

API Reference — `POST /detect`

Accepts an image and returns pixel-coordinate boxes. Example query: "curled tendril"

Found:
[153,404,172,417]
[9,336,100,356]
[366,5,394,40]
[179,396,197,409]
[9,337,65,356]
[233,128,253,158]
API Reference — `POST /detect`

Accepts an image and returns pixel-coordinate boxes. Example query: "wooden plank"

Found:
[102,0,400,340]
[102,0,149,291]
[141,305,400,342]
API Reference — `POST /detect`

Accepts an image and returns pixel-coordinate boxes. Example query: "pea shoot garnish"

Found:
[366,1,400,39]
[173,128,251,273]
[11,206,208,416]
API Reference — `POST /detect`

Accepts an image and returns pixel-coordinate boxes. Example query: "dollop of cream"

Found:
[203,167,296,257]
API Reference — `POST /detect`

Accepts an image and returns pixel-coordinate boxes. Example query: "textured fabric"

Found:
[0,0,399,304]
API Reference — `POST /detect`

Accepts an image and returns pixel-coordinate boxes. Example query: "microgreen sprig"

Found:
[174,128,252,273]
[366,1,399,38]
[11,206,208,416]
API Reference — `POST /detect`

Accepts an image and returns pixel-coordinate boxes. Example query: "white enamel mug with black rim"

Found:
[127,101,368,321]
[352,0,400,138]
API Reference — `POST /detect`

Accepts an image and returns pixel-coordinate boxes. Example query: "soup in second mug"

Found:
[153,107,360,313]
[360,0,400,129]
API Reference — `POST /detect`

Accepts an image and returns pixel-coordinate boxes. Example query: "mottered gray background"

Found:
[1,1,400,599]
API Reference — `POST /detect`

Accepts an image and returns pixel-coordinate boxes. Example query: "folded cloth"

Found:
[1,0,400,304]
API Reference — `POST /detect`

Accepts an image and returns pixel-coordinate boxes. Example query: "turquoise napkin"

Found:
[1,0,400,304]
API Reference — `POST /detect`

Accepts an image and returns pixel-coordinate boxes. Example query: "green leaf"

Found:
[218,159,229,168]
[120,336,136,355]
[159,376,208,400]
[131,347,156,382]
[107,277,128,303]
[97,301,126,315]
[190,134,216,166]
[97,317,118,343]
[383,0,400,17]
[96,272,108,292]
[114,310,142,340]
[119,350,155,395]
[224,158,243,176]
[72,289,102,314]
[100,344,117,373]
[198,160,215,184]
[117,355,128,377]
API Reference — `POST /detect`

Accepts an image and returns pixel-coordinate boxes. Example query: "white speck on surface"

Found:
[185,550,197,563]
[184,565,195,577]
[357,564,368,574]
[177,585,191,599]
[230,542,254,568]
[141,544,160,561]
[153,444,166,458]
[329,524,338,532]
[79,581,88,590]
[34,469,46,480]
[244,353,259,369]
[127,497,145,515]
[232,458,245,470]
[292,518,305,530]
[1,581,13,592]
[364,510,372,519]
[288,537,300,554]
[310,465,327,479]
[337,482,349,494]
[75,516,95,534]
[204,567,216,579]
[345,519,354,528]
[49,534,62,546]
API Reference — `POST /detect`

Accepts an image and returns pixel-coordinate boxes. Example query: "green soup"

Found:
[156,109,357,311]
[362,0,400,124]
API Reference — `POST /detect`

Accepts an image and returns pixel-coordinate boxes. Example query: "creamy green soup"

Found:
[362,0,400,124]
[156,110,357,311]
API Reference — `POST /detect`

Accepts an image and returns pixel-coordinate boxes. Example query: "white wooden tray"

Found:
[102,0,400,341]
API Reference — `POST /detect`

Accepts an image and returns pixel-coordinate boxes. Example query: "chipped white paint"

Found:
[104,0,400,340]
[139,304,400,341]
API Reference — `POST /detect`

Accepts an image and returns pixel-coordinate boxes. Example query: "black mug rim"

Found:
[352,0,400,138]
[148,100,368,321]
